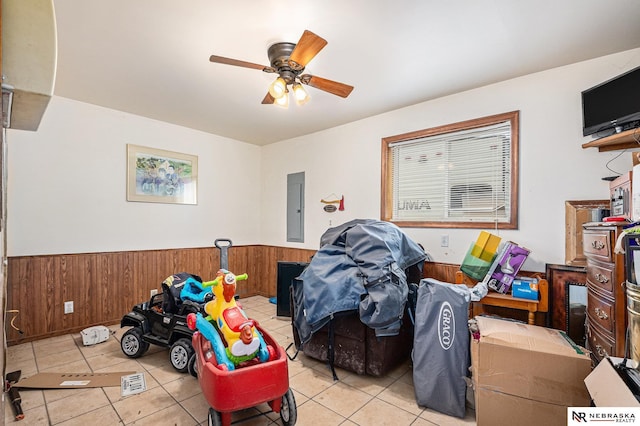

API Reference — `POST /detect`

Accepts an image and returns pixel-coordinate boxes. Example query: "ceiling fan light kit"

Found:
[209,30,353,109]
[292,83,310,105]
[268,77,287,99]
[274,89,289,108]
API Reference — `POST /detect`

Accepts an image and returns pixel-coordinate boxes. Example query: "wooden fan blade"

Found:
[209,55,275,73]
[288,30,328,70]
[261,92,275,104]
[300,75,354,98]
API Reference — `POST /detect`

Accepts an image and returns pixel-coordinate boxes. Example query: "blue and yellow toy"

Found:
[188,269,271,370]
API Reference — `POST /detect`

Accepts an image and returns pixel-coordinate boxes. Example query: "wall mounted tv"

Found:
[582,65,640,137]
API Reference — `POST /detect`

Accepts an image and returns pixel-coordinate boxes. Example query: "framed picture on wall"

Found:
[126,144,198,205]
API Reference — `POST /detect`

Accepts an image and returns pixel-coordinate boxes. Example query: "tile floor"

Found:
[4,296,476,425]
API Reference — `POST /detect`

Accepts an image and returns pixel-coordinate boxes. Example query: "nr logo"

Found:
[572,411,587,422]
[438,302,455,350]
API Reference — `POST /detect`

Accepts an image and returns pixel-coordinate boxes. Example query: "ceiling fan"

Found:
[209,30,354,107]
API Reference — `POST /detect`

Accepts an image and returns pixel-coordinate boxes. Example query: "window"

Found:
[381,111,519,229]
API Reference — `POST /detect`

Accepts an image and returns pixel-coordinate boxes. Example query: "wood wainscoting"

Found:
[423,262,461,283]
[5,247,542,345]
[6,245,316,345]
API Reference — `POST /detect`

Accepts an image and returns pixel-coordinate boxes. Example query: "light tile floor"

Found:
[4,296,476,425]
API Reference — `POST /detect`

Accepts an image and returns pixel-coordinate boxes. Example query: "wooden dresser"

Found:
[582,222,628,363]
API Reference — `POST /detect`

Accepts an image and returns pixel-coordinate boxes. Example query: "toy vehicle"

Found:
[119,272,208,374]
[119,239,235,375]
[191,325,296,425]
[191,270,272,370]
[187,270,297,425]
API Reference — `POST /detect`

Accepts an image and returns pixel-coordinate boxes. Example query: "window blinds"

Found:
[390,120,511,223]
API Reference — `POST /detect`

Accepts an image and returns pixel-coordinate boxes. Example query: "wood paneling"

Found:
[423,262,460,283]
[6,248,542,345]
[6,245,316,345]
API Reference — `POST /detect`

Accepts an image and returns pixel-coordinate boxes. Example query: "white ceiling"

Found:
[52,0,640,146]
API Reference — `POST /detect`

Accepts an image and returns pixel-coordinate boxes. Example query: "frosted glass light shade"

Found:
[275,91,289,108]
[269,77,287,99]
[293,83,310,106]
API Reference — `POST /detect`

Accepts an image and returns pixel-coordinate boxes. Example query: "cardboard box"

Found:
[511,277,539,300]
[474,387,568,426]
[484,241,530,293]
[585,357,640,407]
[471,316,592,426]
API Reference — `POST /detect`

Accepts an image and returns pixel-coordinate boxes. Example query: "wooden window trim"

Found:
[380,110,520,229]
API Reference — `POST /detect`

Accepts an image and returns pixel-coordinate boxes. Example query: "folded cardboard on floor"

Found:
[471,316,591,426]
[15,371,136,389]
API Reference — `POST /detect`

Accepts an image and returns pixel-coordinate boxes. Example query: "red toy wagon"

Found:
[191,324,296,425]
[187,240,297,425]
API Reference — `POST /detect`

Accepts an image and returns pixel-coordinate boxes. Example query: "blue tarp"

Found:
[293,219,427,343]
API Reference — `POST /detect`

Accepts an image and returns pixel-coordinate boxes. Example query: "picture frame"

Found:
[127,144,198,205]
[546,263,587,346]
[565,199,609,265]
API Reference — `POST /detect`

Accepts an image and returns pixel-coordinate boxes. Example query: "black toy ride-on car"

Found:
[120,272,210,376]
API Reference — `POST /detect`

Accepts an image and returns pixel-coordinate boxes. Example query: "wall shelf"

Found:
[581,128,640,152]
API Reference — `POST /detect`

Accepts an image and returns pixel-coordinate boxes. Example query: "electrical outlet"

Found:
[64,301,74,314]
[440,235,449,247]
[150,289,158,297]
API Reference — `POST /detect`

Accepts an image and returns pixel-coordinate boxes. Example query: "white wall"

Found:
[261,48,640,273]
[6,97,262,256]
[7,49,640,272]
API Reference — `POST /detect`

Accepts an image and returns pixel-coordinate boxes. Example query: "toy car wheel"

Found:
[120,327,149,358]
[187,353,198,378]
[279,388,297,426]
[207,408,222,426]
[267,344,276,361]
[170,338,194,373]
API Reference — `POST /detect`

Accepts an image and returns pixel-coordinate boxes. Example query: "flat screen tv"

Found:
[581,65,640,137]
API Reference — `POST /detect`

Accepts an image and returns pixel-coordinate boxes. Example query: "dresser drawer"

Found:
[587,290,615,333]
[583,229,613,262]
[586,259,615,294]
[586,323,614,363]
